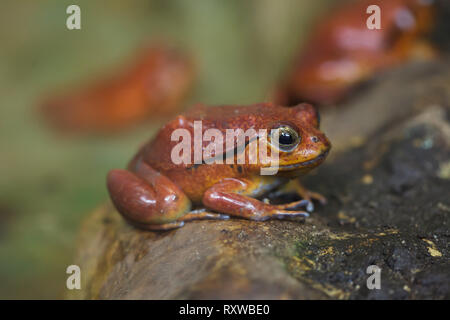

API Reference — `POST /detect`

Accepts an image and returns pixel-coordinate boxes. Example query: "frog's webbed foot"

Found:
[203,178,310,221]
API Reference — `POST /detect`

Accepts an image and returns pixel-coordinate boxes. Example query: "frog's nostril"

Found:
[311,136,319,143]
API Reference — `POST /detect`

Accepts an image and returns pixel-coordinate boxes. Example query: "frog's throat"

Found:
[277,149,329,171]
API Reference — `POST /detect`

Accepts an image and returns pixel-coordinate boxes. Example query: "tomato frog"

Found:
[274,0,436,106]
[41,45,194,133]
[107,102,331,230]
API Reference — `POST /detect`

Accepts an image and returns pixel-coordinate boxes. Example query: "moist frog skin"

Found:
[107,102,331,231]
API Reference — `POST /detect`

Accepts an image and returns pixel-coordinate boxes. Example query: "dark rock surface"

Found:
[298,106,450,299]
[69,60,450,300]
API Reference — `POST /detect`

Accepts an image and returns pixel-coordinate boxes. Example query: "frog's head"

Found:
[261,103,331,176]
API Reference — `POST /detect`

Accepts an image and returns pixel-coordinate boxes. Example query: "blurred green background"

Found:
[0,0,337,299]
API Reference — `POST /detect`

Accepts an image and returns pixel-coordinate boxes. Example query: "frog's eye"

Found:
[270,125,300,152]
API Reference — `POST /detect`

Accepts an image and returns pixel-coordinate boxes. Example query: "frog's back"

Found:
[140,103,279,169]
[136,102,317,175]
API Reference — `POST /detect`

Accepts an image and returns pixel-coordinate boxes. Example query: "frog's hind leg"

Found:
[107,163,230,231]
[107,162,192,228]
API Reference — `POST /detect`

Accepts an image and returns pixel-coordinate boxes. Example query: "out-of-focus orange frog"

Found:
[107,103,331,230]
[274,0,436,106]
[41,45,195,133]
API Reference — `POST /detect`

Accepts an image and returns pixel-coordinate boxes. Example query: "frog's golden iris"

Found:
[270,125,300,152]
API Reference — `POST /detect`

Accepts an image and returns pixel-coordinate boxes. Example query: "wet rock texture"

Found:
[70,60,450,300]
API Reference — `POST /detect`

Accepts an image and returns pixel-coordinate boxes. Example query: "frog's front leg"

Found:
[107,162,228,231]
[293,179,327,205]
[202,178,309,221]
[274,179,327,212]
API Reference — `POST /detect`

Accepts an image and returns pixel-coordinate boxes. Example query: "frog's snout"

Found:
[309,130,331,154]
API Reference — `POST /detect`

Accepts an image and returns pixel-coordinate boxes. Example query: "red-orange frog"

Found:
[107,103,331,230]
[41,45,194,133]
[274,0,435,106]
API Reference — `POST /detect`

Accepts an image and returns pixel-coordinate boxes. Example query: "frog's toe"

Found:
[271,210,310,219]
[292,181,327,206]
[277,199,314,212]
[305,191,327,205]
[306,201,314,212]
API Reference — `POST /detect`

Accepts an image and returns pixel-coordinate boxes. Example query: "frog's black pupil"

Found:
[279,131,294,145]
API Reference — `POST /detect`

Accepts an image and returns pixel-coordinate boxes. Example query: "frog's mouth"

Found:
[277,149,330,171]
